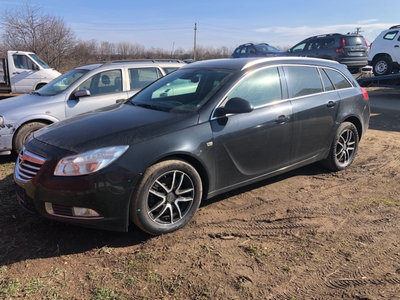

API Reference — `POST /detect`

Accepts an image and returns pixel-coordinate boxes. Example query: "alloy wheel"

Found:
[146,170,195,225]
[335,129,356,165]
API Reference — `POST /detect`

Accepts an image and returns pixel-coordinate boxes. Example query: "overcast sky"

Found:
[1,0,399,51]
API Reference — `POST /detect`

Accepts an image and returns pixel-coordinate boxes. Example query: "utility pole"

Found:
[193,22,197,61]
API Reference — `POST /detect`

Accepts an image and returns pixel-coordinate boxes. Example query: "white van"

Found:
[0,50,61,93]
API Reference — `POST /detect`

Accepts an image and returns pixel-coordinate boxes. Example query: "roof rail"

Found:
[101,59,184,66]
[305,33,342,40]
[389,25,400,29]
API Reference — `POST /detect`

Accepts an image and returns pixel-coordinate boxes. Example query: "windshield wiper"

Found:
[30,91,41,96]
[131,102,168,111]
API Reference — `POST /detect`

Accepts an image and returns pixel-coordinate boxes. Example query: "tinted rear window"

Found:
[284,66,323,98]
[344,36,365,46]
[324,69,352,89]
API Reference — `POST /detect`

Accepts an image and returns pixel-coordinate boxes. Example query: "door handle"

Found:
[395,45,399,48]
[12,72,20,75]
[115,99,124,104]
[275,115,289,124]
[327,101,336,108]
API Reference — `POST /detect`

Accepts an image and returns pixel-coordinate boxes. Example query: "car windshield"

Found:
[131,68,233,112]
[37,69,89,96]
[255,44,280,52]
[28,54,51,69]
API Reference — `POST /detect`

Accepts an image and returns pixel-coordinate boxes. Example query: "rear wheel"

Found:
[373,56,392,76]
[131,160,203,235]
[13,122,47,154]
[322,122,359,171]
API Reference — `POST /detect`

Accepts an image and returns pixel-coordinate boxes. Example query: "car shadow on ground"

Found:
[1,161,329,266]
[0,170,152,266]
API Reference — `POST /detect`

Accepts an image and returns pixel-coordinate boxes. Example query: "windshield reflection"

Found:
[131,68,233,112]
[37,69,89,96]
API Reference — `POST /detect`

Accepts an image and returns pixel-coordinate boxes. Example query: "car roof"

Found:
[76,60,185,71]
[181,57,342,72]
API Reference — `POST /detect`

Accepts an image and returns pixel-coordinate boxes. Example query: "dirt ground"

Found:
[0,87,399,299]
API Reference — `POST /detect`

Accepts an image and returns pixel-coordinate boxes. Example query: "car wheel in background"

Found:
[13,122,47,154]
[322,122,359,171]
[373,56,393,76]
[131,160,203,235]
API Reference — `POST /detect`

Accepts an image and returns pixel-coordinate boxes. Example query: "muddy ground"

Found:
[0,87,399,299]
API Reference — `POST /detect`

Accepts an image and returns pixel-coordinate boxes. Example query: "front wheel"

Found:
[131,160,203,235]
[13,122,47,154]
[322,122,359,171]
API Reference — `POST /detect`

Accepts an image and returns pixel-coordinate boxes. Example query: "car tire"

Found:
[373,56,392,76]
[131,160,203,235]
[13,122,47,154]
[322,122,359,172]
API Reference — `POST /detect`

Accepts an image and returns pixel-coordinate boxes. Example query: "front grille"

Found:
[15,148,46,182]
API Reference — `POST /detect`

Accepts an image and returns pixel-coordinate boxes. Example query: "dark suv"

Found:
[288,33,369,73]
[14,57,370,235]
[232,43,284,58]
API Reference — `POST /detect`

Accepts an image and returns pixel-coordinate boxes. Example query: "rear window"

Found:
[319,69,334,91]
[284,66,323,98]
[324,69,352,89]
[344,36,365,46]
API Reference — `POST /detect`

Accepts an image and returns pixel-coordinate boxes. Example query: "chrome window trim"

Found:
[210,63,356,121]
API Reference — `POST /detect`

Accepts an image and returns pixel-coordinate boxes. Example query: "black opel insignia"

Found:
[14,57,370,235]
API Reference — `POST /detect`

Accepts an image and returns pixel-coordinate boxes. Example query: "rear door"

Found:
[283,65,340,162]
[127,67,163,97]
[211,67,293,188]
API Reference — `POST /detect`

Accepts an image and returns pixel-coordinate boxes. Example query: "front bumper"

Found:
[339,57,368,68]
[0,131,13,155]
[14,140,141,232]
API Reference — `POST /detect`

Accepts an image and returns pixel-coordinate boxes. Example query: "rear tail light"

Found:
[361,87,369,100]
[335,38,345,54]
[363,38,368,47]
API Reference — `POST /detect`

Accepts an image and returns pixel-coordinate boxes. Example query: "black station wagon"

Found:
[14,57,370,235]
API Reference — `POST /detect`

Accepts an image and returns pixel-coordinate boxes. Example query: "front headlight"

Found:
[54,145,129,176]
[0,116,3,126]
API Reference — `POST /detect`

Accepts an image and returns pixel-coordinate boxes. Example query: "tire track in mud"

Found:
[270,274,400,299]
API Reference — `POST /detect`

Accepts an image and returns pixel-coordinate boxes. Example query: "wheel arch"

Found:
[34,82,48,90]
[372,53,392,63]
[12,118,54,147]
[342,116,363,140]
[154,153,210,201]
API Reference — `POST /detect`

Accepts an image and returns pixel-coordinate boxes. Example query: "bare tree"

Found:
[0,2,75,69]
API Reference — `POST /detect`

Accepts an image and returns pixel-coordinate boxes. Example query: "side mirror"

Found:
[74,89,91,98]
[215,97,253,116]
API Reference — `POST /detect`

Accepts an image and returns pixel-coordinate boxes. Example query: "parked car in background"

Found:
[231,43,284,58]
[0,50,61,93]
[0,60,184,155]
[368,25,400,76]
[14,57,370,235]
[288,33,369,73]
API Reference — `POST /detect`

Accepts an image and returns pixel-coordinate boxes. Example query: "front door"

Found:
[65,69,128,118]
[211,67,293,190]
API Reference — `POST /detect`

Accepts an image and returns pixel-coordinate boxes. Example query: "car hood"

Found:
[33,103,199,153]
[0,93,44,112]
